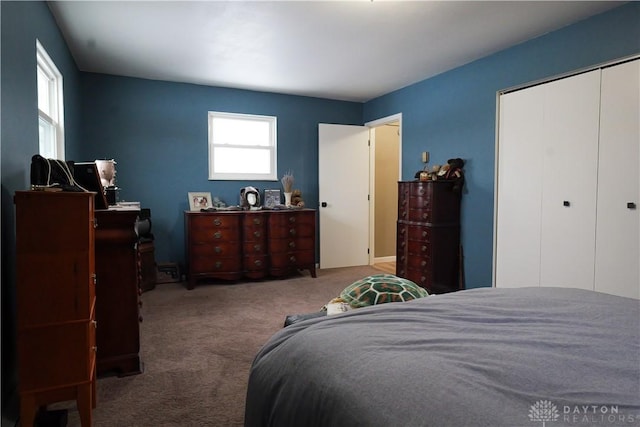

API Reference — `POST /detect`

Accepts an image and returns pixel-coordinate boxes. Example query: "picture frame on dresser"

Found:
[188,192,212,211]
[264,189,281,208]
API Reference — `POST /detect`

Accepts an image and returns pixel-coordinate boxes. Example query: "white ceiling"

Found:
[48,1,624,102]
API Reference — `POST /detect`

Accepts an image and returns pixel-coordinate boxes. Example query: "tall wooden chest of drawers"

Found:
[396,181,462,294]
[184,209,316,289]
[14,191,97,427]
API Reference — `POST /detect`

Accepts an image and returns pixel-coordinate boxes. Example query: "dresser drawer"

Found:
[406,225,430,242]
[189,214,241,231]
[244,255,268,272]
[406,207,431,223]
[269,223,314,239]
[268,211,315,227]
[405,268,433,289]
[406,240,433,258]
[190,255,242,273]
[270,250,315,268]
[190,227,241,244]
[243,240,266,255]
[190,241,241,257]
[268,237,314,253]
[244,227,266,242]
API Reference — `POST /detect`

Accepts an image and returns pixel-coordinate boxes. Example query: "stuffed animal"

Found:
[291,189,305,207]
[444,158,465,192]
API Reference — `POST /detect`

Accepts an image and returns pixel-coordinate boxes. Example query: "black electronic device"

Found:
[72,162,108,210]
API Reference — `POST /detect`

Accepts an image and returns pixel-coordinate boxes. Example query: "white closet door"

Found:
[594,59,640,299]
[539,71,601,290]
[495,85,545,288]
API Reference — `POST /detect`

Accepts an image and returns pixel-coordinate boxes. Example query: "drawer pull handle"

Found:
[215,261,222,269]
[254,244,261,251]
[213,231,222,239]
[92,273,97,285]
[563,201,570,207]
[421,246,427,252]
[214,246,222,254]
[288,241,296,249]
[213,219,222,226]
[422,231,428,237]
[627,202,637,209]
[92,320,97,329]
[92,346,98,352]
[289,217,296,223]
[289,229,296,236]
[254,231,261,238]
[289,256,297,263]
[253,218,261,225]
[254,260,262,267]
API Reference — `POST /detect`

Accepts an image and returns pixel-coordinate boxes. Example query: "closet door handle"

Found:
[628,202,637,210]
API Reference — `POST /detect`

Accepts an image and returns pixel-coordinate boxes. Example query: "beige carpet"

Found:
[62,265,380,427]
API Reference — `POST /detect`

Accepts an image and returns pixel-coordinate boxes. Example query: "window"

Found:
[37,39,64,159]
[208,111,277,180]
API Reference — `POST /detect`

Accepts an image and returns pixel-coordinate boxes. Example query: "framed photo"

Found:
[264,189,281,208]
[188,192,212,211]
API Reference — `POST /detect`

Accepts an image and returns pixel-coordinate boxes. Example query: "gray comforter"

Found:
[244,287,640,427]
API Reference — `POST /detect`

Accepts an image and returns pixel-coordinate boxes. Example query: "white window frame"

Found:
[208,111,277,181]
[37,39,65,159]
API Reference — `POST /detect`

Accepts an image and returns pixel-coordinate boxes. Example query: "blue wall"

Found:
[78,74,362,264]
[1,1,639,421]
[364,2,640,288]
[1,0,83,419]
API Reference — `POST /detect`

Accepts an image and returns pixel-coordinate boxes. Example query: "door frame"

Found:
[365,113,403,265]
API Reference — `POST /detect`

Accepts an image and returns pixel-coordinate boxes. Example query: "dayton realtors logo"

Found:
[529,400,560,426]
[529,400,639,425]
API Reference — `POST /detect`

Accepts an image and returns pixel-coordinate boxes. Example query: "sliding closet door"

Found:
[496,70,601,290]
[495,85,545,288]
[538,71,601,290]
[594,59,640,299]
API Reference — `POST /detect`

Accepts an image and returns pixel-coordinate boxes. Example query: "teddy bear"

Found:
[291,189,305,207]
[444,158,465,192]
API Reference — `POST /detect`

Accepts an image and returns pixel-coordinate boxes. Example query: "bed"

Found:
[244,287,640,427]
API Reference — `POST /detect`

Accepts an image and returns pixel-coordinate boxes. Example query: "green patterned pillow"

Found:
[340,274,429,308]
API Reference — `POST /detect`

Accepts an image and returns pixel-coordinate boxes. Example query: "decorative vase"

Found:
[284,192,293,207]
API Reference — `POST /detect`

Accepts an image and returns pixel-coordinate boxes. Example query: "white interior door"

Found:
[594,59,640,299]
[318,124,370,269]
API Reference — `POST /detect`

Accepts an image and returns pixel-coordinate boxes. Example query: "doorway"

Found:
[367,115,401,272]
[317,114,402,270]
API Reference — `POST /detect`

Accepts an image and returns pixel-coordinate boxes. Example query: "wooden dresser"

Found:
[94,209,143,377]
[15,191,97,427]
[396,181,462,294]
[184,209,316,289]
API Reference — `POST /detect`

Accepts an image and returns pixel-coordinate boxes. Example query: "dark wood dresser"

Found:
[94,209,143,377]
[184,209,316,289]
[396,181,462,294]
[14,191,97,427]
